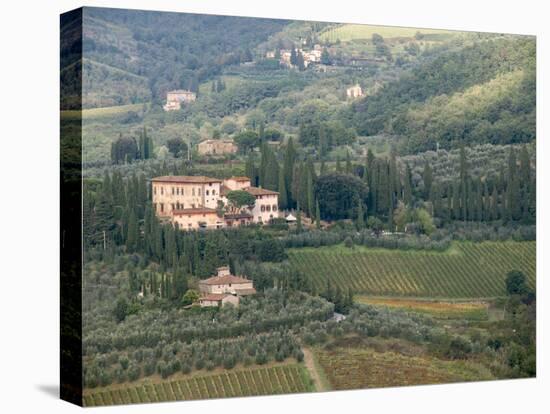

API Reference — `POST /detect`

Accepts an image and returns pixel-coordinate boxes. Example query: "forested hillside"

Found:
[75,8,289,107]
[348,37,536,152]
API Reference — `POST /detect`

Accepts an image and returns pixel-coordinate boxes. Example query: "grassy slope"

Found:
[355,297,490,320]
[319,24,453,42]
[61,103,148,121]
[83,363,313,406]
[288,241,535,298]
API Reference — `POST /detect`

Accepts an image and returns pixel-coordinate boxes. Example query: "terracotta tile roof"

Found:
[244,186,279,196]
[199,274,251,285]
[220,185,231,196]
[224,213,253,220]
[234,287,257,296]
[151,175,222,183]
[228,176,251,182]
[200,293,230,301]
[172,207,218,215]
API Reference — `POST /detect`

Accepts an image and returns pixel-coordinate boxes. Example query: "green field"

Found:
[61,103,148,121]
[288,241,535,298]
[83,364,313,406]
[319,24,453,43]
[315,346,494,390]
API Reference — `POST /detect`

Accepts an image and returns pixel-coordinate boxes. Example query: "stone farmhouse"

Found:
[270,48,322,68]
[198,266,256,307]
[346,84,364,98]
[197,139,238,156]
[151,175,280,230]
[163,89,197,111]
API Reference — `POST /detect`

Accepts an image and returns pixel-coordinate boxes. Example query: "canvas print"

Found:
[60,6,536,407]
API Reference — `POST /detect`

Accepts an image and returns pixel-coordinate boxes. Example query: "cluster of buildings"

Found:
[197,139,238,156]
[151,175,279,230]
[198,266,256,307]
[163,89,197,111]
[266,44,323,68]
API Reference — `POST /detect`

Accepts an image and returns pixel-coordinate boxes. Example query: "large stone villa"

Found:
[151,175,279,230]
[198,266,256,307]
[197,139,238,156]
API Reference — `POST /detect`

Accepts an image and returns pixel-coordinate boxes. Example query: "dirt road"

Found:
[302,347,328,392]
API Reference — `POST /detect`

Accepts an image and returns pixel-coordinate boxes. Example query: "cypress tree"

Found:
[126,208,138,252]
[296,202,302,233]
[319,126,328,158]
[459,145,468,220]
[423,161,433,200]
[263,151,279,191]
[245,154,257,186]
[506,148,520,221]
[345,150,352,175]
[283,138,296,206]
[403,163,412,206]
[315,200,321,229]
[356,199,365,229]
[306,160,315,216]
[278,167,288,209]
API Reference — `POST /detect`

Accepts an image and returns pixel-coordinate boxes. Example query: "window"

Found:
[161,187,164,195]
[212,189,216,195]
[181,188,184,195]
[192,188,195,196]
[160,203,164,212]
[206,190,209,196]
[153,187,157,195]
[176,188,179,195]
[273,205,277,211]
[266,205,271,212]
[198,188,201,196]
[171,203,175,210]
[261,205,265,212]
[172,187,174,195]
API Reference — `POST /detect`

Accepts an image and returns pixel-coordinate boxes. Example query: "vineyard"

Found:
[355,297,490,320]
[288,241,535,298]
[83,364,313,406]
[315,347,494,390]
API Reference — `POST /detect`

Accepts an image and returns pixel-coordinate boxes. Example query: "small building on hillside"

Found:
[163,89,196,111]
[197,139,238,156]
[346,84,363,99]
[198,266,256,307]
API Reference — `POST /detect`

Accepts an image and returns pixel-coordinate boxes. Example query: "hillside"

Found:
[348,36,536,152]
[76,7,289,107]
